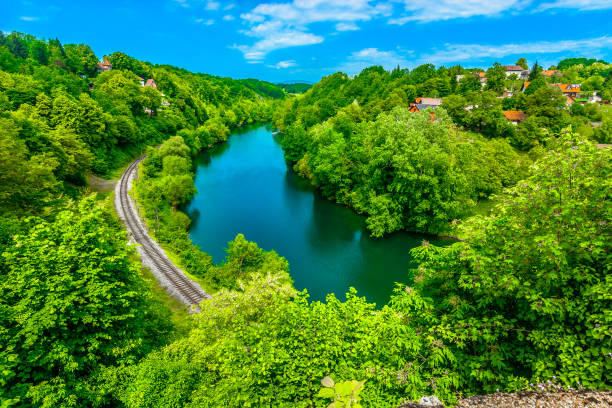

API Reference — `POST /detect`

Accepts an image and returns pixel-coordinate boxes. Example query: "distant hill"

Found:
[238,78,286,99]
[277,82,313,94]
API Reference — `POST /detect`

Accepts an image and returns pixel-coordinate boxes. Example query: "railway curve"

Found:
[114,156,211,311]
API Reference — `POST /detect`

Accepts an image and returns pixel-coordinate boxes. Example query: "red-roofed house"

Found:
[542,70,561,77]
[96,59,112,73]
[503,65,529,79]
[502,110,527,125]
[409,97,442,112]
[144,79,157,88]
[137,76,145,87]
[550,83,581,98]
[474,71,487,86]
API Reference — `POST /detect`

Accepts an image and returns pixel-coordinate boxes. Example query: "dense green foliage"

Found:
[0,198,175,407]
[0,31,276,218]
[0,32,276,407]
[1,31,610,407]
[109,133,611,407]
[408,134,611,391]
[274,59,611,235]
[279,104,528,236]
[239,78,287,99]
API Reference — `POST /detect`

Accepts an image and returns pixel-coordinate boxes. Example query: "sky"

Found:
[2,0,612,83]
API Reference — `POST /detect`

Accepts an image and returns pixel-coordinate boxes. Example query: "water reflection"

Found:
[186,124,444,305]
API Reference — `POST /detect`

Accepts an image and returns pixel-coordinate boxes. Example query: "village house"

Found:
[550,83,581,98]
[144,79,157,88]
[137,76,145,87]
[502,65,529,79]
[474,71,487,86]
[502,110,527,125]
[409,97,442,112]
[96,59,112,73]
[521,82,583,105]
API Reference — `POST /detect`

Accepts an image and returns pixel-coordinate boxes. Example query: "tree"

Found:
[528,60,543,81]
[523,76,547,95]
[581,75,605,92]
[64,44,99,76]
[0,118,60,216]
[405,132,612,392]
[515,57,528,70]
[485,62,506,94]
[0,198,170,407]
[457,75,482,95]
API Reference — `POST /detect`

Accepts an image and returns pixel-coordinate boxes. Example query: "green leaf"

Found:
[317,388,336,399]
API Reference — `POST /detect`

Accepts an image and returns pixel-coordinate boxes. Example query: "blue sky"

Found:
[2,0,612,82]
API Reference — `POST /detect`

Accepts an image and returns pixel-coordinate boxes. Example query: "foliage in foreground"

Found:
[0,198,175,407]
[407,133,611,392]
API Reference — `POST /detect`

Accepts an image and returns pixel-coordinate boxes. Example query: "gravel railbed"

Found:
[400,390,612,408]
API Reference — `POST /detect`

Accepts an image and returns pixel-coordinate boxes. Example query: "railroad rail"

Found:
[114,156,211,311]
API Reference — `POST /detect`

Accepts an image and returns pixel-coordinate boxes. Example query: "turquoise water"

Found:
[185,124,444,306]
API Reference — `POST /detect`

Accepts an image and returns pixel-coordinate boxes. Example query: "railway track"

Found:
[114,156,211,311]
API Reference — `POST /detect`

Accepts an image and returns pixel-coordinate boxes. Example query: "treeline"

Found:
[0,31,277,218]
[274,61,611,235]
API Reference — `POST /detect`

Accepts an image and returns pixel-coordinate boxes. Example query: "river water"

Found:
[185,124,444,306]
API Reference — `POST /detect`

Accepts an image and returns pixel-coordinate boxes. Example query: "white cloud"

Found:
[205,1,220,11]
[20,16,39,21]
[421,36,612,64]
[224,3,235,10]
[234,21,323,62]
[336,22,360,31]
[268,60,297,69]
[223,14,235,21]
[338,47,411,74]
[389,0,528,24]
[173,0,190,8]
[235,0,389,61]
[195,18,215,25]
[538,0,612,11]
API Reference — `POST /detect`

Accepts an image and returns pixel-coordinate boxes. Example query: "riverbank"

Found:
[185,124,448,304]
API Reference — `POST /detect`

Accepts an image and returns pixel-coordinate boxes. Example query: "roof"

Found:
[502,111,527,122]
[416,97,442,106]
[596,144,611,149]
[542,70,561,77]
[551,83,581,93]
[137,76,144,80]
[503,65,525,71]
[415,103,439,110]
[566,96,575,104]
[98,59,111,67]
[475,72,486,78]
[144,79,157,88]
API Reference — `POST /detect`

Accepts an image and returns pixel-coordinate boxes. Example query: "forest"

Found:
[0,31,610,408]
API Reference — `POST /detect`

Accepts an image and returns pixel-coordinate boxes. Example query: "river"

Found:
[185,124,445,306]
